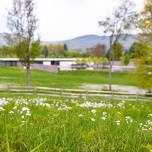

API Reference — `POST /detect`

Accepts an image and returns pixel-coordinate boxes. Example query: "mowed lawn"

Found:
[0,67,139,88]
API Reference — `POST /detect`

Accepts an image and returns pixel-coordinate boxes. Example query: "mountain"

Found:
[42,34,137,51]
[0,33,137,51]
[0,33,7,46]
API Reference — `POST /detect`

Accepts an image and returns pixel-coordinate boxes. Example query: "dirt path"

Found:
[80,84,146,95]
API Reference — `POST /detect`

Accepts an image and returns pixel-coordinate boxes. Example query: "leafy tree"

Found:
[99,0,136,91]
[136,55,152,91]
[47,44,66,57]
[42,46,49,58]
[112,42,123,60]
[64,43,68,51]
[89,44,106,57]
[135,0,152,91]
[7,0,39,87]
[0,46,16,57]
[129,42,147,58]
[121,54,130,65]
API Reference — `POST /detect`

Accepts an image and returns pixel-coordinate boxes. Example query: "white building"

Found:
[0,58,135,72]
[0,58,76,71]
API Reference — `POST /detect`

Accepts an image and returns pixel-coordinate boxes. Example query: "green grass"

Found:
[0,95,152,152]
[0,67,139,88]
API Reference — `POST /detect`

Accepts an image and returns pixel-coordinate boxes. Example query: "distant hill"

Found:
[0,33,7,46]
[42,34,137,51]
[0,33,137,51]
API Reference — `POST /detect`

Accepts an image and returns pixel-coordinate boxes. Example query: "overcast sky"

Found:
[0,0,145,41]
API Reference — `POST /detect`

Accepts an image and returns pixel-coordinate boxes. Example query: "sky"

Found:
[0,0,145,41]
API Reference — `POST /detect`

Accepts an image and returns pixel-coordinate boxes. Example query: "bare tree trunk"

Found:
[26,63,32,88]
[109,36,113,91]
[109,51,113,91]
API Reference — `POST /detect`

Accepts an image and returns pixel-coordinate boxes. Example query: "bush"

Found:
[121,55,130,65]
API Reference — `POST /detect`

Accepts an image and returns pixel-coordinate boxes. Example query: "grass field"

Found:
[0,95,152,152]
[0,68,151,151]
[0,67,139,88]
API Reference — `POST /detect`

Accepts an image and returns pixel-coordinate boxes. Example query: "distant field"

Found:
[0,67,139,88]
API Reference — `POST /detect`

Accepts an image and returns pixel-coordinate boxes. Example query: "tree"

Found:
[92,44,106,57]
[112,42,123,60]
[64,43,68,51]
[121,54,130,65]
[7,0,39,87]
[42,46,48,58]
[129,42,147,58]
[47,44,66,57]
[99,0,136,91]
[135,0,152,91]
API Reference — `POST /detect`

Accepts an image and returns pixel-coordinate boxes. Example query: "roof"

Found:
[0,58,76,62]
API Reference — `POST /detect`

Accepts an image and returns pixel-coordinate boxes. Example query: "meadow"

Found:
[0,68,151,152]
[0,67,139,88]
[0,95,152,152]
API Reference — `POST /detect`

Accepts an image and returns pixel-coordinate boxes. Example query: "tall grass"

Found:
[0,95,151,151]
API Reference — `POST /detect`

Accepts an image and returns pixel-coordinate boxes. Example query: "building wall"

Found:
[43,61,51,66]
[59,61,75,71]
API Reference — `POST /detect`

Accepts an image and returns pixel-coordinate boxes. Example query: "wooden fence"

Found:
[0,86,152,101]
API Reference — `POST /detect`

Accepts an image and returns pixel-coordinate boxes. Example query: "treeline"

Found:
[0,41,144,60]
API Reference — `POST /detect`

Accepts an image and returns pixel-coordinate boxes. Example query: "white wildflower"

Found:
[0,107,5,111]
[13,106,17,110]
[0,98,8,106]
[139,123,143,128]
[117,102,125,109]
[116,120,120,126]
[102,112,107,116]
[148,114,152,117]
[9,111,14,114]
[125,116,133,124]
[58,105,72,111]
[78,114,84,117]
[101,116,106,120]
[91,109,96,114]
[147,120,152,125]
[22,120,26,124]
[26,112,31,116]
[79,102,113,108]
[90,118,96,122]
[22,107,30,112]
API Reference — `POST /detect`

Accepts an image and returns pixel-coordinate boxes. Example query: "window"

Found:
[51,61,60,66]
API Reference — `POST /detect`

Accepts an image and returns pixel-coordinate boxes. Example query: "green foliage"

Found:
[90,57,103,64]
[121,54,130,65]
[63,43,68,51]
[135,0,152,91]
[45,44,67,57]
[30,39,41,59]
[112,42,123,60]
[76,58,88,64]
[42,46,48,58]
[86,44,106,57]
[136,56,152,90]
[15,38,41,65]
[102,57,109,65]
[129,42,148,58]
[0,46,16,57]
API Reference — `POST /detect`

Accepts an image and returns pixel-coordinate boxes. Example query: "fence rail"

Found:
[0,85,152,101]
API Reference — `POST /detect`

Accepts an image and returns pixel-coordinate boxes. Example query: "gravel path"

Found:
[81,84,146,95]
